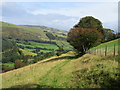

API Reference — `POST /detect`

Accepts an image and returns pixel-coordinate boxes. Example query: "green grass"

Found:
[24,48,51,53]
[1,21,73,55]
[17,40,73,56]
[24,48,36,52]
[17,42,58,53]
[1,51,119,88]
[90,39,119,56]
[1,21,67,41]
[29,41,58,50]
[1,22,119,88]
[3,63,14,68]
[40,50,51,53]
[26,40,73,51]
[92,39,119,49]
[17,40,59,54]
[52,40,73,50]
[1,22,49,41]
[19,48,37,56]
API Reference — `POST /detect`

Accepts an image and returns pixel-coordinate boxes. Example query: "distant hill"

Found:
[1,21,67,41]
[1,21,73,64]
[24,25,67,34]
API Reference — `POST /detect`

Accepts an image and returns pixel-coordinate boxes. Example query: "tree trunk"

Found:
[82,45,86,54]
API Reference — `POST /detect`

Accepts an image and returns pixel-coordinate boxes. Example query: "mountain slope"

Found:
[2,52,118,88]
[1,22,73,63]
[1,21,67,41]
[1,51,119,88]
[1,23,119,88]
[1,21,72,50]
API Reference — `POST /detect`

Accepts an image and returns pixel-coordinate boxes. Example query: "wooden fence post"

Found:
[95,49,96,55]
[105,45,107,56]
[96,49,97,55]
[95,49,97,55]
[113,44,116,56]
[100,48,101,56]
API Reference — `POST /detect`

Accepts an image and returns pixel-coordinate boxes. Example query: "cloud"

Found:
[2,2,30,18]
[2,2,118,31]
[2,0,120,2]
[28,2,117,23]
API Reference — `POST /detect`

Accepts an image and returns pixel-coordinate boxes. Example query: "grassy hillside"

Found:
[1,50,119,88]
[92,38,118,49]
[1,21,67,41]
[1,22,48,41]
[1,21,72,56]
[1,22,73,66]
[90,38,119,56]
[24,25,67,34]
[1,22,119,88]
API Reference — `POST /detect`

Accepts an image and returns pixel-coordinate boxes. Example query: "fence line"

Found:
[88,44,118,56]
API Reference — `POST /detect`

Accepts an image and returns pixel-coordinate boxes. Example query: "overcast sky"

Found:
[1,2,118,31]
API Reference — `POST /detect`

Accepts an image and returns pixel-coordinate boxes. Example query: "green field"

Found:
[17,41,58,54]
[92,39,119,49]
[3,63,14,68]
[90,38,119,56]
[18,43,58,50]
[52,40,73,50]
[1,21,73,57]
[19,48,37,56]
[29,41,58,50]
[17,40,73,55]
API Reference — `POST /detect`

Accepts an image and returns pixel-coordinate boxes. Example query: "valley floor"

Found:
[1,51,119,88]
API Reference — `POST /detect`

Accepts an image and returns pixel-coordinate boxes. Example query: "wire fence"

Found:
[87,44,118,56]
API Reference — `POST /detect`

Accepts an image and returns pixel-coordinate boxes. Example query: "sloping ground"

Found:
[90,38,119,56]
[1,51,119,88]
[1,22,48,41]
[1,21,67,41]
[1,21,72,55]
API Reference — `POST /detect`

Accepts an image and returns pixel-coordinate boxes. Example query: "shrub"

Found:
[2,65,14,72]
[14,60,26,69]
[46,32,56,40]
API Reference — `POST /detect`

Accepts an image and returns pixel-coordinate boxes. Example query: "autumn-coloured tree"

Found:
[67,28,102,55]
[74,16,105,39]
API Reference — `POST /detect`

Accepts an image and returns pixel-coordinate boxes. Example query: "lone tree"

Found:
[67,28,102,55]
[67,16,104,55]
[74,16,104,37]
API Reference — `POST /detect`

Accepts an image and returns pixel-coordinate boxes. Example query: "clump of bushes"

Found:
[33,52,55,63]
[14,60,27,69]
[71,64,120,88]
[2,65,14,72]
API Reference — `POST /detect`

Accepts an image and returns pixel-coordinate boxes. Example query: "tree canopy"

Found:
[74,16,104,35]
[67,16,104,55]
[67,28,102,54]
[103,28,115,42]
